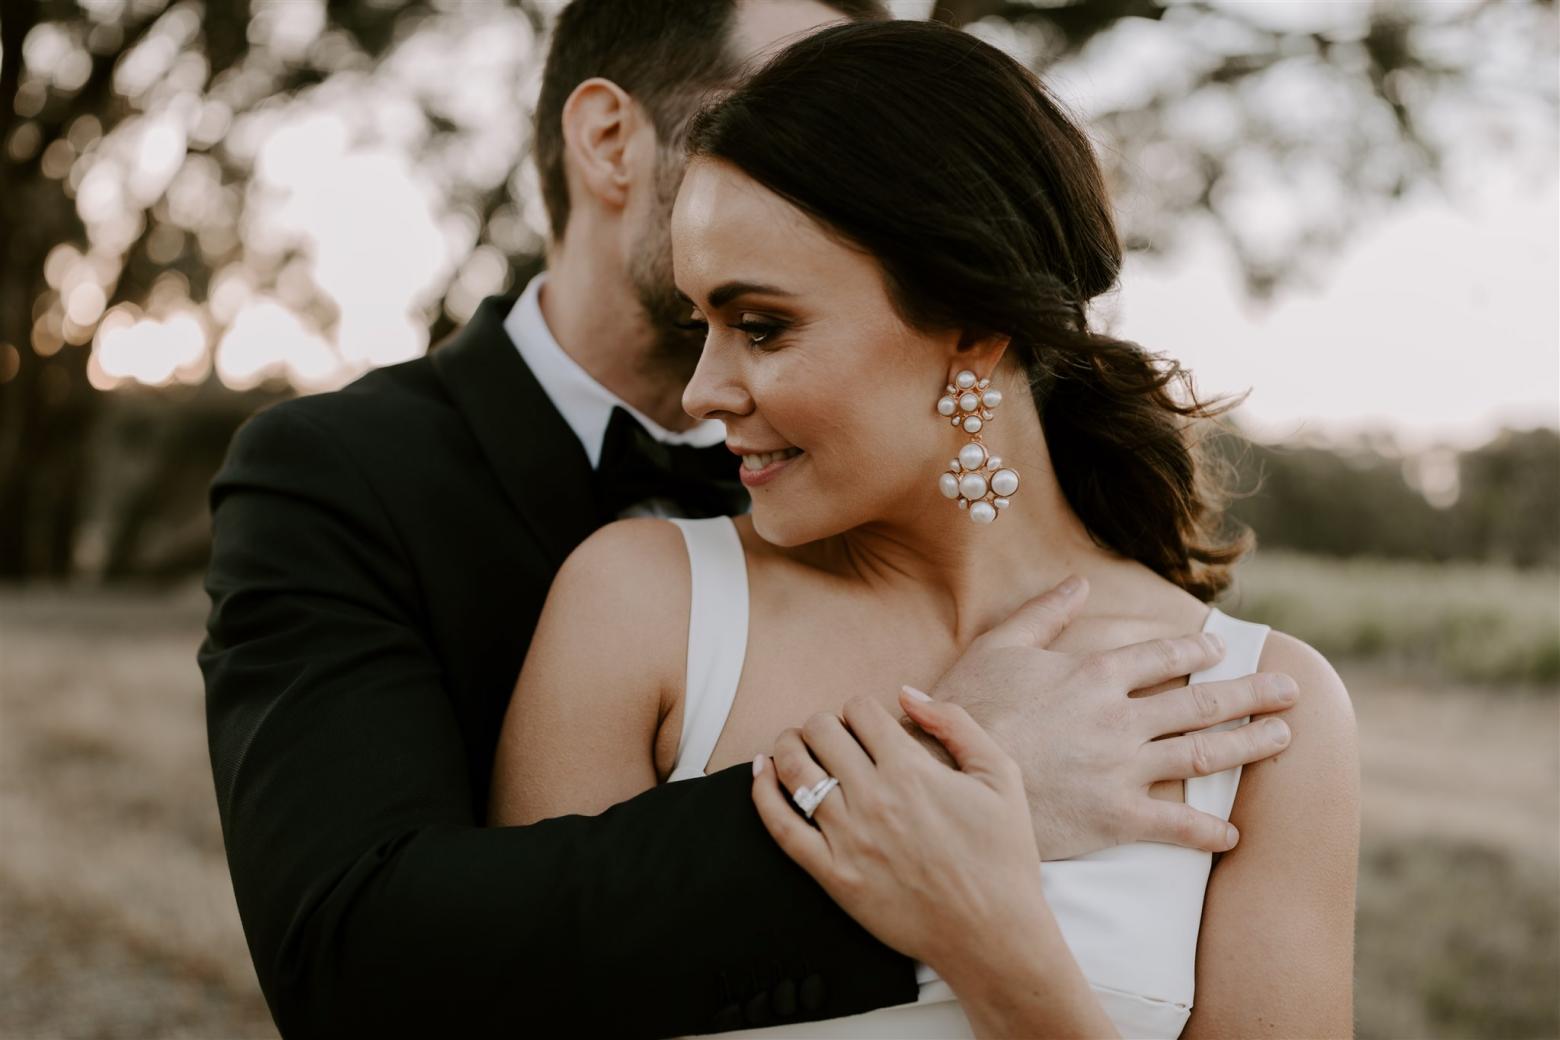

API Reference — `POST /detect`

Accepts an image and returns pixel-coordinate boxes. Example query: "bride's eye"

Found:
[734,314,782,350]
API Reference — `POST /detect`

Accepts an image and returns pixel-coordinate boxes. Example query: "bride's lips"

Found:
[732,446,805,488]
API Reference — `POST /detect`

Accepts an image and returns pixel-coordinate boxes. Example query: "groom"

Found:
[200,1,1295,1036]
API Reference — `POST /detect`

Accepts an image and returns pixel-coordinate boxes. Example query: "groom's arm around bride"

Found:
[197,1,1301,1036]
[199,377,1293,1037]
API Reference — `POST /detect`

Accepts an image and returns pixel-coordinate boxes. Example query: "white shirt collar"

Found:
[502,272,726,468]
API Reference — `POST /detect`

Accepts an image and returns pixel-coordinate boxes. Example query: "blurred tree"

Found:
[1215,425,1560,568]
[1451,427,1560,568]
[1217,432,1451,560]
[0,0,1555,579]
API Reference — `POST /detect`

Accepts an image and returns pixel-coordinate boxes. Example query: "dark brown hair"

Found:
[533,0,888,243]
[687,19,1248,600]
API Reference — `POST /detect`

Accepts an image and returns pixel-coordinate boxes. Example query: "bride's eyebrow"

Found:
[706,280,796,309]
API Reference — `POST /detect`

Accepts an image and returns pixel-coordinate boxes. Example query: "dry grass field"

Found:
[2,573,1557,1039]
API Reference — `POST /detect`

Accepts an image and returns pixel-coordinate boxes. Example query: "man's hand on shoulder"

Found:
[911,578,1299,861]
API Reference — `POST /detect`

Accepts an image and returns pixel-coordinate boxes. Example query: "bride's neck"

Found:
[825,435,1107,648]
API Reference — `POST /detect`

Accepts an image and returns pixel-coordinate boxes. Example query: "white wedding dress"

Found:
[666,517,1269,1039]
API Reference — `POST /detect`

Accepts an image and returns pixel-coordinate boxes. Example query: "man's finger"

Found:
[1136,672,1298,739]
[751,755,834,876]
[1097,632,1225,690]
[1135,798,1240,853]
[977,575,1088,649]
[1139,716,1291,782]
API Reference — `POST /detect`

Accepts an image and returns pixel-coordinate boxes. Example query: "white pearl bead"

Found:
[939,472,961,499]
[982,389,1003,409]
[955,370,977,390]
[958,392,980,413]
[949,459,961,472]
[991,468,1019,496]
[937,396,956,416]
[962,415,983,434]
[977,378,990,389]
[970,501,997,524]
[993,497,1010,510]
[987,455,1002,469]
[957,498,968,509]
[958,472,988,500]
[958,443,987,471]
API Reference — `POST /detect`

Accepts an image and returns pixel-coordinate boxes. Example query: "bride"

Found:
[490,19,1358,1039]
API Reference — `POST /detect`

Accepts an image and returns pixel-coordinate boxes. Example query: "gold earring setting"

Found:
[936,369,1019,524]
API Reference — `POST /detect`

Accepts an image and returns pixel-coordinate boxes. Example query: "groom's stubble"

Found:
[628,143,706,389]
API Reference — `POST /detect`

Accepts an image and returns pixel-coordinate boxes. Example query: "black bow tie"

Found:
[595,406,749,520]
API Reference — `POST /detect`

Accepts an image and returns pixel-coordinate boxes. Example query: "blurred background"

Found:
[1,0,1556,1036]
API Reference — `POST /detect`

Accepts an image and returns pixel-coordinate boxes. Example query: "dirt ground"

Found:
[2,585,1556,1039]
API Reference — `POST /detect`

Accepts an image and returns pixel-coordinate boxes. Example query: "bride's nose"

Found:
[682,341,754,422]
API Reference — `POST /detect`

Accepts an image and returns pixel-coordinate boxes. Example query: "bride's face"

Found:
[672,158,970,546]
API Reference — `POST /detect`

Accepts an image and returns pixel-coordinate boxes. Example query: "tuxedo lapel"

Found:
[430,295,599,568]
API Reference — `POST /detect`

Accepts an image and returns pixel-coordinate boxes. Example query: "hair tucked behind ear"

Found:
[686,18,1249,599]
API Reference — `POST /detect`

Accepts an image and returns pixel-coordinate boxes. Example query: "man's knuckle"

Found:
[1080,653,1112,687]
[1188,732,1214,776]
[1190,683,1220,723]
[1034,604,1065,631]
[1175,811,1202,846]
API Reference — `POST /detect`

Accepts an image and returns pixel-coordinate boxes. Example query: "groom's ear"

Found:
[560,77,648,214]
[950,327,1012,378]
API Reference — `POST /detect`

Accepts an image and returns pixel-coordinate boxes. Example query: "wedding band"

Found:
[791,776,840,819]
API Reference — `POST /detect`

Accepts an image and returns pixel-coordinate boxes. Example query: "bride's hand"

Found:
[751,687,1053,985]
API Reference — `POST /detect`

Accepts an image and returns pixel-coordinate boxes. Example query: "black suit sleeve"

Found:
[199,405,917,1038]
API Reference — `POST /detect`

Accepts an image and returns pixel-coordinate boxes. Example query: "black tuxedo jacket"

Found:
[199,295,916,1037]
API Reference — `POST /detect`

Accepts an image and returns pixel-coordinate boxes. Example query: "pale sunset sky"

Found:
[79,0,1557,452]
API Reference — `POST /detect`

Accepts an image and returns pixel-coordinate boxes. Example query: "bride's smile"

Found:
[494,18,1357,1040]
[670,154,1110,643]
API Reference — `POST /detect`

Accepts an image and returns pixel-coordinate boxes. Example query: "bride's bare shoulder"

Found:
[557,516,691,587]
[541,517,692,684]
[1252,630,1357,768]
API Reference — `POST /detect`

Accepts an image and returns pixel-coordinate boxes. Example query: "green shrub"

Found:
[1222,552,1560,686]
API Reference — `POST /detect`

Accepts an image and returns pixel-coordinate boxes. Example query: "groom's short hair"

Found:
[534,0,887,243]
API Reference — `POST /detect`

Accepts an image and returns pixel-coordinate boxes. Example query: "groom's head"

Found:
[534,0,887,372]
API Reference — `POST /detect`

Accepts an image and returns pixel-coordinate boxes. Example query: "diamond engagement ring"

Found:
[791,776,840,820]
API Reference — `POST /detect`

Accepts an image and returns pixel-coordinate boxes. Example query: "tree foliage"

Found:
[1218,425,1560,568]
[1,0,1555,579]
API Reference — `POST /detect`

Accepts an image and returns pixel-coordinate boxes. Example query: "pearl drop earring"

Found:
[936,369,1020,525]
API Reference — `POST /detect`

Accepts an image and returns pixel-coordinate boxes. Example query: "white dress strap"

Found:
[1183,607,1270,820]
[666,517,751,782]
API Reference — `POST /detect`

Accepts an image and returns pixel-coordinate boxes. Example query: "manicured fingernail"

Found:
[901,684,932,702]
[1266,718,1291,745]
[1057,575,1083,598]
[752,754,766,777]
